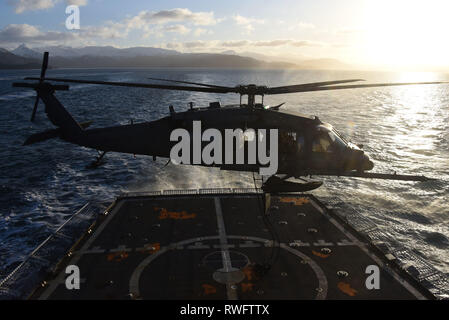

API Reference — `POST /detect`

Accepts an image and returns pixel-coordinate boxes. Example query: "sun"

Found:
[361,0,449,70]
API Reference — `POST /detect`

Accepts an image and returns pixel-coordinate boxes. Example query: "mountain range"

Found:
[0,48,41,69]
[11,44,179,59]
[1,44,350,70]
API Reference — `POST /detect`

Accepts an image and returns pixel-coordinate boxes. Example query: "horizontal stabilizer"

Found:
[23,121,92,145]
[23,128,60,145]
[79,121,92,129]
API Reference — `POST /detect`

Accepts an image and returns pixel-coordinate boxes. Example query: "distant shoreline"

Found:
[0,64,41,70]
[0,65,357,72]
[2,66,448,77]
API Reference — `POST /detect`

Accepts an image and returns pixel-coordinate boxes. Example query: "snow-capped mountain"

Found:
[16,45,180,58]
[0,48,40,68]
[11,44,41,59]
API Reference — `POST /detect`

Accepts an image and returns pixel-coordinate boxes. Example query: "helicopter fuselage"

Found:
[66,103,373,176]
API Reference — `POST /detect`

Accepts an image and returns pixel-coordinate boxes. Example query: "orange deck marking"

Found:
[279,197,310,206]
[154,207,197,220]
[312,250,330,258]
[202,284,217,295]
[242,266,255,281]
[337,282,358,296]
[139,242,161,254]
[107,251,128,262]
[241,282,255,293]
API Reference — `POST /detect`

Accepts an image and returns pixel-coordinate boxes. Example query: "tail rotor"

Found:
[30,52,49,121]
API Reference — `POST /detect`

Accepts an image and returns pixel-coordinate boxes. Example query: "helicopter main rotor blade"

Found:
[147,77,232,89]
[267,79,365,93]
[294,170,435,182]
[24,76,449,97]
[24,77,234,94]
[39,52,49,81]
[267,81,449,95]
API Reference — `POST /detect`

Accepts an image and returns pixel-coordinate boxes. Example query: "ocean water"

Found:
[0,67,448,282]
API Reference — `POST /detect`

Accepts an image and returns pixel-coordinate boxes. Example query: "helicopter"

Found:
[12,52,444,192]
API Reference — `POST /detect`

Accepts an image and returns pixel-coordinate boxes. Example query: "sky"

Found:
[1,0,449,71]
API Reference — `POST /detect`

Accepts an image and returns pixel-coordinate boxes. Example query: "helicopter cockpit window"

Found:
[312,134,332,153]
[328,130,347,150]
[312,125,349,153]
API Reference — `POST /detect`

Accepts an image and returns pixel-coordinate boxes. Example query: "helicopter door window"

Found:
[297,135,305,153]
[280,131,297,154]
[288,132,296,140]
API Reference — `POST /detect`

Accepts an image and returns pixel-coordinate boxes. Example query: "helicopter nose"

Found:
[362,154,374,171]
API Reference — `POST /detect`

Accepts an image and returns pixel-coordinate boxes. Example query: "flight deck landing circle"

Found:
[203,250,249,270]
[129,235,328,299]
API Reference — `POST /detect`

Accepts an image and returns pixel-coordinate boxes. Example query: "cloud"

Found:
[126,8,217,29]
[81,24,127,39]
[162,25,191,35]
[8,0,87,14]
[221,40,250,47]
[116,8,217,38]
[182,40,209,49]
[163,39,325,52]
[66,0,86,5]
[232,15,264,34]
[0,23,41,38]
[193,28,213,37]
[232,15,263,26]
[286,21,317,33]
[335,27,363,35]
[102,8,218,41]
[164,40,217,51]
[3,8,216,45]
[0,23,126,48]
[297,22,315,29]
[291,40,322,47]
[0,22,325,52]
[165,42,181,49]
[254,40,291,47]
[0,23,76,44]
[8,0,57,13]
[0,8,218,46]
[250,39,322,47]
